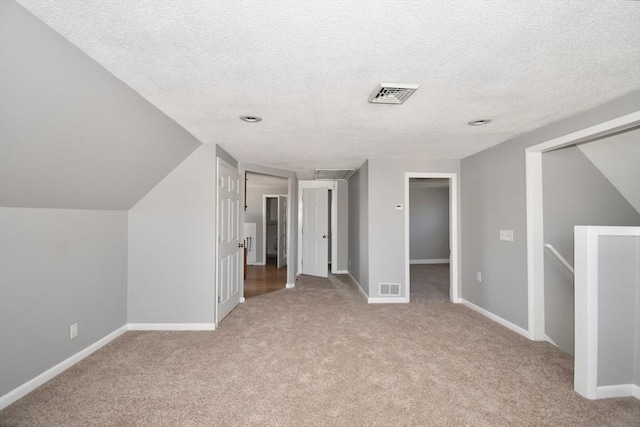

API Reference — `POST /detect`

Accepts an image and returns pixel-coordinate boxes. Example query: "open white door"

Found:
[217,159,242,323]
[302,187,328,277]
[277,195,287,269]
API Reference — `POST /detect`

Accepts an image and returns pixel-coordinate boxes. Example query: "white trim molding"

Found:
[368,296,411,304]
[597,384,640,400]
[0,325,128,411]
[285,282,295,289]
[333,270,349,274]
[461,299,530,339]
[410,259,450,265]
[348,272,369,302]
[128,323,216,331]
[525,111,640,342]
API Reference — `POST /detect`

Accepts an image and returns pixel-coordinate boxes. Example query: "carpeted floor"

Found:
[1,268,638,426]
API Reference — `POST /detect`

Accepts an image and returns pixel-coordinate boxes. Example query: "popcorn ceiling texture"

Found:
[15,0,640,177]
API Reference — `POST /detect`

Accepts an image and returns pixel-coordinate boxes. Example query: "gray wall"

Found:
[461,90,640,331]
[244,181,288,263]
[348,162,369,294]
[597,235,640,387]
[336,180,349,272]
[0,208,127,395]
[0,0,200,210]
[368,159,460,298]
[128,145,219,324]
[543,144,640,354]
[409,185,450,261]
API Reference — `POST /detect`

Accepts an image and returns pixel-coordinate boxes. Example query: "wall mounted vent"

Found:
[379,283,401,296]
[315,169,355,180]
[369,83,419,104]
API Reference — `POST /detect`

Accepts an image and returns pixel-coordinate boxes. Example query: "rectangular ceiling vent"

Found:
[379,283,401,296]
[369,83,419,104]
[315,169,355,180]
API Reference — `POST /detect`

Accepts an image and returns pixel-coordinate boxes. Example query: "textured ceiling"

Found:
[16,0,640,179]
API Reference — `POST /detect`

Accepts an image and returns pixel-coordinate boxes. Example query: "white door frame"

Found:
[262,194,286,265]
[297,180,338,275]
[525,111,640,341]
[405,172,460,303]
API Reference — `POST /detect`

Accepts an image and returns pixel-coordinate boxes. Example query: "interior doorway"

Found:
[244,172,289,298]
[404,172,459,303]
[407,178,451,302]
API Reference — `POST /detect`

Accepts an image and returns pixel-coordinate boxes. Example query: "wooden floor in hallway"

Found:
[244,257,287,298]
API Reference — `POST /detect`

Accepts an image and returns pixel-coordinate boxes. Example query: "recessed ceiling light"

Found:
[240,115,262,123]
[468,119,492,126]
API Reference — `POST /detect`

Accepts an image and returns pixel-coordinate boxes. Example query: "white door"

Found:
[243,223,257,265]
[302,187,328,277]
[277,195,287,269]
[217,159,242,323]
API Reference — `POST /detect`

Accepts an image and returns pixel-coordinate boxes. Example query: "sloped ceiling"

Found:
[0,1,202,210]
[13,0,640,179]
[578,127,640,214]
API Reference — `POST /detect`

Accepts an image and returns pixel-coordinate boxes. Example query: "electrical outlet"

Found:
[476,272,482,282]
[70,323,78,340]
[500,230,514,241]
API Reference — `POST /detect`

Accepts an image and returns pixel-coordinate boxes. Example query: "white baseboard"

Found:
[239,297,246,303]
[368,296,410,304]
[597,384,640,400]
[255,261,266,266]
[0,325,128,411]
[410,259,450,264]
[127,323,216,331]
[461,299,529,339]
[333,270,349,274]
[348,273,369,302]
[285,282,295,289]
[544,334,559,348]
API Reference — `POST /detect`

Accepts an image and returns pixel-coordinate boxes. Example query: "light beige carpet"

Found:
[1,268,639,426]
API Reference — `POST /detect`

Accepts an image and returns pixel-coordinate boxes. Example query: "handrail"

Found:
[544,244,574,275]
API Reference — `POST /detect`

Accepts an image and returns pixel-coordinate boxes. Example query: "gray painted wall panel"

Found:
[0,1,201,210]
[543,145,640,354]
[409,186,450,260]
[0,207,127,395]
[336,180,349,272]
[461,90,640,331]
[368,159,460,299]
[597,235,639,387]
[348,162,369,293]
[128,145,217,324]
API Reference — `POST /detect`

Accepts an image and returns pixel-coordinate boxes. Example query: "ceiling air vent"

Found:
[315,169,355,180]
[369,83,419,104]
